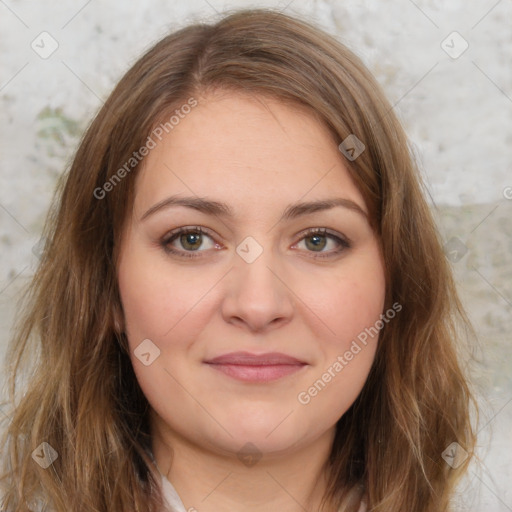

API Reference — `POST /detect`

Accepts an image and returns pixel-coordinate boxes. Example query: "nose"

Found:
[220,247,294,334]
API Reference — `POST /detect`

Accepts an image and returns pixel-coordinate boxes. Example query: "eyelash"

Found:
[160,226,351,260]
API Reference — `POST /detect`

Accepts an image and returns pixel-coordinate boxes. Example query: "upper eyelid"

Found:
[163,225,213,239]
[163,226,349,249]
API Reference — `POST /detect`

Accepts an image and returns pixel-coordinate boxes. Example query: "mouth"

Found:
[204,351,308,383]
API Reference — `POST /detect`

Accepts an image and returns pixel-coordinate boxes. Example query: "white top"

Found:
[160,473,187,512]
[158,472,366,512]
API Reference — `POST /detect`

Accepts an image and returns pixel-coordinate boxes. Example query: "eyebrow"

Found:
[140,195,368,222]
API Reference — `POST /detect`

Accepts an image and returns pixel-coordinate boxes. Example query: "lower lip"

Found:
[205,363,306,382]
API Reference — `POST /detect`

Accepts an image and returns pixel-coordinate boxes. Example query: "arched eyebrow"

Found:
[140,195,368,222]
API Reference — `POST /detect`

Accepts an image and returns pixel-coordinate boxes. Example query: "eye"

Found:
[293,228,351,258]
[160,226,351,260]
[161,226,220,258]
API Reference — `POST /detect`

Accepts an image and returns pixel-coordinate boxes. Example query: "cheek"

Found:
[293,250,385,412]
[301,249,386,352]
[117,246,218,345]
[334,275,385,346]
[117,247,218,425]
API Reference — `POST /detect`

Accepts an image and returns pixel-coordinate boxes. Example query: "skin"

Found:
[117,90,385,512]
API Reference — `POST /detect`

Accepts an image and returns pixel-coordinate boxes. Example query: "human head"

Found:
[116,87,387,484]
[1,9,476,512]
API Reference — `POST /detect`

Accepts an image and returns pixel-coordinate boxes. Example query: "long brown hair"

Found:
[0,8,477,511]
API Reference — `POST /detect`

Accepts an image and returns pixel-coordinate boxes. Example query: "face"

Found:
[117,91,386,459]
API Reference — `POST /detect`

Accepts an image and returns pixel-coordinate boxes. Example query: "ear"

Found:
[112,300,125,334]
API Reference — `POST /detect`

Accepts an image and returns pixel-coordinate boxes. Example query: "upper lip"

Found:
[204,351,306,366]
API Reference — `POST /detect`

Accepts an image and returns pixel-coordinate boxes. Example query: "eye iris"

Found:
[305,234,326,251]
[181,232,202,250]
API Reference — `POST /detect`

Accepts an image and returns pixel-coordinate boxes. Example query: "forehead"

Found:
[133,92,366,218]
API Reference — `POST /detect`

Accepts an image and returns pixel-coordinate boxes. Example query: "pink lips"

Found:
[204,351,307,383]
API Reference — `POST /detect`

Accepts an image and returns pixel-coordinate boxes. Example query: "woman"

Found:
[0,8,477,512]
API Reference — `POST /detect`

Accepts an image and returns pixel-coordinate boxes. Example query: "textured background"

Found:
[1,0,511,509]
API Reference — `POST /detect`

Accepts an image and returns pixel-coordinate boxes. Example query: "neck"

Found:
[151,426,336,512]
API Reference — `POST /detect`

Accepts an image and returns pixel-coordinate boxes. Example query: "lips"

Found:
[205,351,306,365]
[204,351,307,382]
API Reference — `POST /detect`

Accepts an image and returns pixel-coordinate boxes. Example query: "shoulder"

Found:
[147,461,187,512]
[160,474,187,512]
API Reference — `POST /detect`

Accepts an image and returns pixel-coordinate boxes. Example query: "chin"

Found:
[201,410,313,456]
[207,430,306,461]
